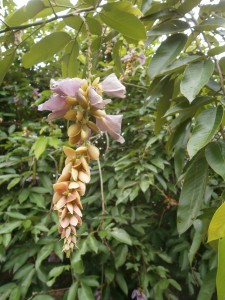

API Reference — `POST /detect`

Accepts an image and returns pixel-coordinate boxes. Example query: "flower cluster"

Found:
[53,144,99,257]
[38,73,126,256]
[38,73,126,144]
[131,289,147,300]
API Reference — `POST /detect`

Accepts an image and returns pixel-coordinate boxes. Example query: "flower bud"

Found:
[66,96,79,106]
[90,109,106,118]
[81,125,89,141]
[64,110,77,121]
[87,121,100,133]
[68,123,81,137]
[87,145,100,160]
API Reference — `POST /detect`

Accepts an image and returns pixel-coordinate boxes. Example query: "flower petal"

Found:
[96,114,125,143]
[70,215,78,226]
[61,217,70,228]
[55,196,67,210]
[38,94,68,112]
[50,78,84,96]
[101,73,126,98]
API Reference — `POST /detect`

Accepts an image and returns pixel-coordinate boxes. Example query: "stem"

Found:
[0,8,94,34]
[48,0,58,18]
[97,158,106,214]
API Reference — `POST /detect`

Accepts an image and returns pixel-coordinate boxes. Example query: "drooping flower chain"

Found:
[39,74,126,256]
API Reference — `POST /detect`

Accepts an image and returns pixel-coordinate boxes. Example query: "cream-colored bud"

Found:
[90,109,106,118]
[87,121,100,133]
[92,77,100,86]
[76,110,83,121]
[64,110,77,121]
[87,145,100,160]
[69,134,81,146]
[66,96,79,106]
[67,123,81,137]
[81,125,89,141]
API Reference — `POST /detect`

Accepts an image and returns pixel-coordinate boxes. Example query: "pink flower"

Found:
[88,87,111,109]
[131,289,147,300]
[101,73,126,98]
[38,78,84,120]
[96,114,124,143]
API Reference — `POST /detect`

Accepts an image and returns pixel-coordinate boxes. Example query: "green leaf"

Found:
[148,34,187,78]
[35,244,54,269]
[110,228,132,245]
[217,237,225,300]
[208,202,225,242]
[115,245,128,269]
[78,284,94,300]
[116,273,128,295]
[197,269,216,300]
[9,287,21,300]
[62,40,80,78]
[0,221,22,234]
[188,219,205,265]
[178,0,202,14]
[7,177,20,190]
[195,17,225,31]
[187,106,223,158]
[80,276,99,287]
[100,10,146,40]
[18,189,30,204]
[112,40,123,75]
[0,51,15,84]
[205,141,225,180]
[177,155,208,234]
[6,212,26,220]
[102,1,142,16]
[20,267,35,297]
[22,32,71,68]
[87,235,98,254]
[32,136,48,159]
[33,295,54,300]
[208,45,225,56]
[86,17,102,35]
[180,60,214,102]
[148,20,189,35]
[67,282,78,300]
[5,0,45,26]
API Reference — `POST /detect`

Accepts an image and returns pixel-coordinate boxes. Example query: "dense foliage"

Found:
[1,0,225,299]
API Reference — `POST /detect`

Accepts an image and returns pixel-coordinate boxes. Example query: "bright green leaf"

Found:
[208,202,225,242]
[217,237,225,300]
[32,136,48,159]
[197,269,216,300]
[0,221,22,234]
[0,51,15,84]
[78,284,94,300]
[100,10,146,40]
[67,282,78,300]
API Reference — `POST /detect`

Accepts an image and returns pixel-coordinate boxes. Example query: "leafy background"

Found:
[1,0,225,299]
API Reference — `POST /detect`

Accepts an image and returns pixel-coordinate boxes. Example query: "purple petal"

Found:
[50,78,84,97]
[88,87,104,108]
[138,52,146,65]
[47,110,68,121]
[131,290,138,299]
[38,94,68,112]
[101,73,126,98]
[96,114,125,144]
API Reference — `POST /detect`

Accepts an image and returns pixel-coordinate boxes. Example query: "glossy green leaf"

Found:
[86,17,102,35]
[87,235,98,254]
[67,282,78,300]
[112,40,123,75]
[32,136,48,160]
[197,269,216,300]
[148,20,189,35]
[100,10,146,40]
[177,155,208,234]
[7,177,20,190]
[205,141,225,180]
[110,228,132,245]
[33,295,54,300]
[9,287,21,300]
[208,202,225,242]
[64,15,83,30]
[180,60,214,102]
[0,51,15,84]
[188,219,205,265]
[22,32,71,68]
[5,0,45,26]
[187,106,223,158]
[78,284,94,300]
[217,237,225,300]
[148,34,187,78]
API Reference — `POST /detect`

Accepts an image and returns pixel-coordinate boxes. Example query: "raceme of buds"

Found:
[53,144,99,257]
[38,73,126,144]
[38,73,125,256]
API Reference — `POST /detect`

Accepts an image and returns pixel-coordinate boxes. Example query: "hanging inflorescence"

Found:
[38,73,126,256]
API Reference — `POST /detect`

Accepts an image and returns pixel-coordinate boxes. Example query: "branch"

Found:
[0,7,94,34]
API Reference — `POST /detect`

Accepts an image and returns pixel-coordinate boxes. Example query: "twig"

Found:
[97,158,106,214]
[48,0,57,18]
